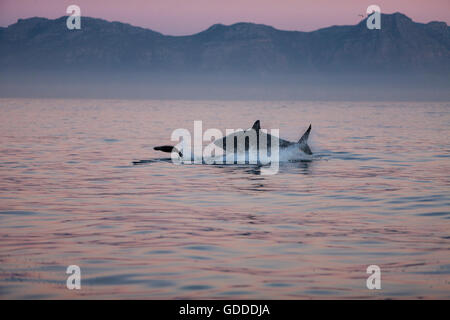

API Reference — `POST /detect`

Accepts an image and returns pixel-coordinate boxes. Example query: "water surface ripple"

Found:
[0,99,449,299]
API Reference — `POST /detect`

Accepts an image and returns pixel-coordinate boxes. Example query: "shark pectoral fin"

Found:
[154,145,182,157]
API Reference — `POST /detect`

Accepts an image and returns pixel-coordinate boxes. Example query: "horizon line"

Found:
[4,11,448,37]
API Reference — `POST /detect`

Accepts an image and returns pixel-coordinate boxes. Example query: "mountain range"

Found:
[0,12,449,74]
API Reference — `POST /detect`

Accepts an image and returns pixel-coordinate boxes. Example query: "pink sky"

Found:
[0,0,448,35]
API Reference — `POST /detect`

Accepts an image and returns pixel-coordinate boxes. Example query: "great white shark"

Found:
[153,120,312,163]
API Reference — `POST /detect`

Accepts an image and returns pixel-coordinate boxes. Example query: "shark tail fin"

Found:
[298,124,312,155]
[154,145,182,157]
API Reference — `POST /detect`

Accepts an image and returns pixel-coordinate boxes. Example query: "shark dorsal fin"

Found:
[252,120,260,132]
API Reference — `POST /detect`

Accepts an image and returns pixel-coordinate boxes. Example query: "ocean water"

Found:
[0,98,449,299]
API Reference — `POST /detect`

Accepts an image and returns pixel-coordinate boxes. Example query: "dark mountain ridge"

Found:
[0,12,449,74]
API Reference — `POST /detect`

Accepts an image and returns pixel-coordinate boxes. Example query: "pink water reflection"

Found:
[0,98,449,299]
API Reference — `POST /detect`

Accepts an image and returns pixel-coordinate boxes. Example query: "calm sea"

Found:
[0,98,449,299]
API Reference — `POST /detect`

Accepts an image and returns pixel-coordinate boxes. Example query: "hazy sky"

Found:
[0,0,449,35]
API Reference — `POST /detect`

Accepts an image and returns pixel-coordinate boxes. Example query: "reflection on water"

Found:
[0,99,449,299]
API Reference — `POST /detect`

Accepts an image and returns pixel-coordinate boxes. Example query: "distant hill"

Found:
[0,12,449,74]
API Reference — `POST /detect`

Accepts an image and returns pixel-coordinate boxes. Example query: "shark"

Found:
[153,120,312,163]
[212,120,312,156]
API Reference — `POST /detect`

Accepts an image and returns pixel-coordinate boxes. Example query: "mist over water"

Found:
[2,73,450,101]
[0,98,449,299]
